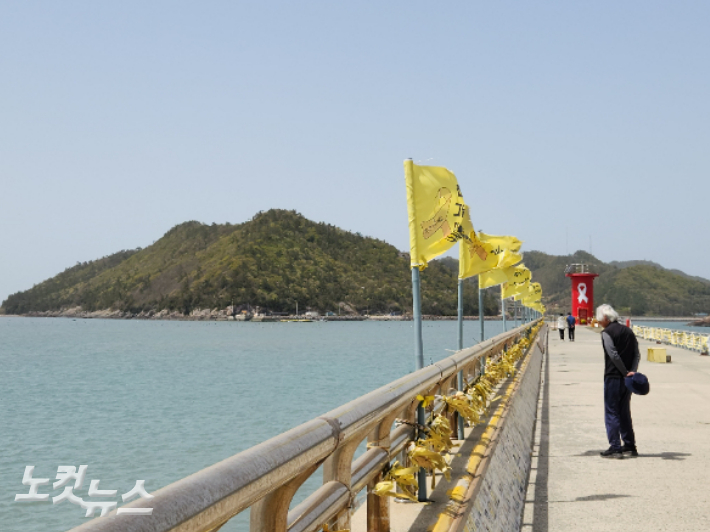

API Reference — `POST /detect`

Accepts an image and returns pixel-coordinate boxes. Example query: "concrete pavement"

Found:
[523,325,710,531]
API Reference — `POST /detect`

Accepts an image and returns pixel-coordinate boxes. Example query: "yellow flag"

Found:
[514,291,529,301]
[405,160,467,269]
[459,230,523,280]
[459,231,498,279]
[515,282,541,301]
[529,282,542,299]
[498,250,523,270]
[479,268,507,289]
[482,263,528,291]
[507,264,531,286]
[502,279,528,298]
[521,283,542,304]
[480,232,522,259]
[523,296,541,308]
[524,294,542,305]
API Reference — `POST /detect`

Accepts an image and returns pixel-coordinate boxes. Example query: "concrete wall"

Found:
[461,331,544,532]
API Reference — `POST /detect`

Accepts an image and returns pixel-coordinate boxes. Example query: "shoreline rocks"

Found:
[22,306,223,321]
[10,306,509,322]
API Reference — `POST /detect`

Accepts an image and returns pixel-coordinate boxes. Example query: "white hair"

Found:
[596,304,619,322]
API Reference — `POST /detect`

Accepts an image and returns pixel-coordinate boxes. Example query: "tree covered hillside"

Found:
[1,210,498,316]
[4,211,709,317]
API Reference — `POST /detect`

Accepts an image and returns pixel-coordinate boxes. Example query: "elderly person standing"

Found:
[596,304,640,458]
[557,313,566,340]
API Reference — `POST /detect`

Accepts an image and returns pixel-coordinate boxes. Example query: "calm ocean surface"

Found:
[629,319,708,332]
[1,317,514,532]
[3,317,706,531]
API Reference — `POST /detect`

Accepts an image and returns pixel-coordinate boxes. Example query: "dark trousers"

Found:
[569,327,575,341]
[604,377,635,450]
[559,328,564,340]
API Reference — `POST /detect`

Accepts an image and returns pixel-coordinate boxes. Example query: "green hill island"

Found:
[2,210,709,320]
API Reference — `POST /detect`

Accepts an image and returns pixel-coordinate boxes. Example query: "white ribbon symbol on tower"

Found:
[577,283,588,304]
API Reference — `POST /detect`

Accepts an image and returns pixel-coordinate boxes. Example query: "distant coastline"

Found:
[4,211,710,321]
[2,307,511,322]
[6,300,706,326]
[3,308,707,326]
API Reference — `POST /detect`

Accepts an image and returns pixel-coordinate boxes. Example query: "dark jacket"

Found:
[601,321,640,378]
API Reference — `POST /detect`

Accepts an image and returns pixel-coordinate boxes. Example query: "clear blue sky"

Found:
[2,1,709,303]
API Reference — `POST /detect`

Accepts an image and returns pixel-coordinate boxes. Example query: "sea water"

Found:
[629,319,708,332]
[0,317,510,532]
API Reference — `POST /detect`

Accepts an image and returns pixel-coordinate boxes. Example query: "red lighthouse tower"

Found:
[565,264,599,325]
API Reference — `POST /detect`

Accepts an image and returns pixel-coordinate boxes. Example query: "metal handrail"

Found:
[633,325,709,352]
[68,321,541,532]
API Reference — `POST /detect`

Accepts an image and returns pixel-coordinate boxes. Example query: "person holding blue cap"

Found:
[596,304,644,459]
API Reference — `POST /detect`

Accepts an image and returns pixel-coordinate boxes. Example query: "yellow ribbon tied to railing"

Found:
[374,323,543,500]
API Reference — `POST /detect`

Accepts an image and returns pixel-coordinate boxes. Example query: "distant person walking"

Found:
[596,304,640,459]
[557,313,566,340]
[567,312,576,341]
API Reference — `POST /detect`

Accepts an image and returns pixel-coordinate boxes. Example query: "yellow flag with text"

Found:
[529,282,542,299]
[515,282,541,302]
[459,231,522,280]
[501,265,531,298]
[522,283,543,304]
[502,279,528,299]
[482,263,529,291]
[507,264,531,286]
[480,232,523,269]
[479,268,508,289]
[405,160,467,269]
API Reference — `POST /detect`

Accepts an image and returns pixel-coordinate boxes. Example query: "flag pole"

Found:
[478,286,485,375]
[412,267,424,369]
[456,278,465,440]
[517,300,520,326]
[457,279,464,352]
[479,287,484,342]
[411,266,427,501]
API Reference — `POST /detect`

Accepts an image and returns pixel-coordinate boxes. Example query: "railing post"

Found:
[366,418,395,532]
[367,475,389,532]
[322,441,359,531]
[250,467,319,532]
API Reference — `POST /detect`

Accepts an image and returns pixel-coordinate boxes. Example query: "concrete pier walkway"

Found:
[523,325,710,531]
